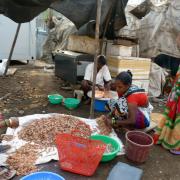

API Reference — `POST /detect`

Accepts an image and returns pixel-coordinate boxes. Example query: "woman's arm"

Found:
[106,103,137,127]
[125,103,137,125]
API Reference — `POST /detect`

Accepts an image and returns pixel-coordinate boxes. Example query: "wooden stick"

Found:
[3,23,21,76]
[90,0,102,118]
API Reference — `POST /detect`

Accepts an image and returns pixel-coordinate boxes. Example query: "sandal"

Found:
[0,166,8,176]
[0,166,16,180]
[0,145,11,153]
[170,149,180,155]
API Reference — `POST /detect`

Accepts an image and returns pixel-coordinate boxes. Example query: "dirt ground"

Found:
[0,61,179,180]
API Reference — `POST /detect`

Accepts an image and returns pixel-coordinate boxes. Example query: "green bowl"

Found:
[64,98,80,110]
[48,94,63,104]
[90,134,120,162]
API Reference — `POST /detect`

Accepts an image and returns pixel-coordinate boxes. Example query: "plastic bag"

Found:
[0,59,8,76]
[138,103,154,124]
[107,162,143,180]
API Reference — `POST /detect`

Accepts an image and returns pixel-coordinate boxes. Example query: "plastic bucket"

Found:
[64,98,80,110]
[125,131,154,163]
[20,171,65,180]
[48,94,63,104]
[94,99,109,112]
[90,135,120,162]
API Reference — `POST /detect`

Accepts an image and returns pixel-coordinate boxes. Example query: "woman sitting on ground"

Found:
[105,70,153,129]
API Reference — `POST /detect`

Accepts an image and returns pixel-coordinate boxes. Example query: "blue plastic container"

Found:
[94,99,109,112]
[20,171,65,180]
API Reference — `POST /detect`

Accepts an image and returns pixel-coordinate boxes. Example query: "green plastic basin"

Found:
[48,94,63,104]
[90,134,120,162]
[64,98,80,110]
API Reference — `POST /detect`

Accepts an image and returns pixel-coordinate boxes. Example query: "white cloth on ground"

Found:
[0,114,124,166]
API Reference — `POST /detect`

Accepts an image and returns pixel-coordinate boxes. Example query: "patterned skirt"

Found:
[153,66,180,150]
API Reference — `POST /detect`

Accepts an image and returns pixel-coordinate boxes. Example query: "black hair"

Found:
[97,55,106,66]
[115,70,133,85]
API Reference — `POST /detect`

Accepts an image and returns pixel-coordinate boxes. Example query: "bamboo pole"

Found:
[90,0,102,118]
[3,23,21,76]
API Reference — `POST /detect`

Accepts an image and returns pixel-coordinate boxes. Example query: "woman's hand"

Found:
[105,117,113,128]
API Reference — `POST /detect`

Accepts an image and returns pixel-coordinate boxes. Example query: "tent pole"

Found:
[3,23,21,76]
[90,0,102,118]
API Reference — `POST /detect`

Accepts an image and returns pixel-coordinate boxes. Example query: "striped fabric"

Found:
[154,66,180,150]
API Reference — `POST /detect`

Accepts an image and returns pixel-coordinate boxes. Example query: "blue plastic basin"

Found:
[94,99,109,112]
[20,171,65,180]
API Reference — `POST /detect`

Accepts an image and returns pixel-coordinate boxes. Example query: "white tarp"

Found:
[139,0,180,58]
[148,63,168,97]
[117,0,180,58]
[0,114,124,166]
[41,11,77,61]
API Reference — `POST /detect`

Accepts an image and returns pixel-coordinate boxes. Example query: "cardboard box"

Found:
[107,56,151,92]
[107,56,151,79]
[106,43,133,57]
[67,35,100,55]
[132,80,150,93]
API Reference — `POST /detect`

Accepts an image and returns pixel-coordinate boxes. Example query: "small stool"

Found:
[74,90,84,102]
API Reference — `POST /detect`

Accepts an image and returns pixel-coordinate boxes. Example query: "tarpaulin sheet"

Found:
[0,0,55,23]
[0,0,129,38]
